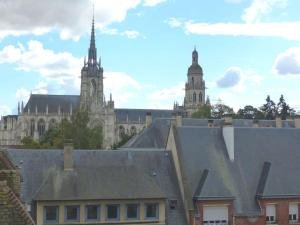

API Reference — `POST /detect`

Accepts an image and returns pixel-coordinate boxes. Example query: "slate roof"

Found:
[124,118,172,148]
[173,126,300,216]
[115,108,173,123]
[23,94,80,114]
[7,149,187,225]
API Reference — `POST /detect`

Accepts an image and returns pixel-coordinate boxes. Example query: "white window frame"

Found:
[203,205,228,225]
[289,203,298,223]
[266,204,276,224]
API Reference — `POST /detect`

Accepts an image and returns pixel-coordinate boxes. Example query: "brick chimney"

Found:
[64,142,74,171]
[146,112,152,128]
[208,119,214,128]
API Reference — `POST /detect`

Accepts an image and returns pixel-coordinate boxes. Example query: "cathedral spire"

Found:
[88,8,97,65]
[192,47,198,65]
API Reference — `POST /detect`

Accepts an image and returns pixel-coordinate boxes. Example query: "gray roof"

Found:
[7,149,187,225]
[115,108,173,123]
[173,126,300,216]
[124,118,172,148]
[23,94,80,114]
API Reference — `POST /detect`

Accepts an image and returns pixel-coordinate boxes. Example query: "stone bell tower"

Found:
[80,16,104,114]
[184,47,206,115]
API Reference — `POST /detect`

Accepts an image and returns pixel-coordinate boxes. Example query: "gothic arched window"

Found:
[90,79,97,96]
[192,77,195,89]
[199,92,203,103]
[193,92,196,103]
[30,119,35,137]
[38,119,45,137]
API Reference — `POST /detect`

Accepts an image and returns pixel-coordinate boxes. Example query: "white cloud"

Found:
[16,82,49,103]
[143,0,166,7]
[242,0,287,23]
[0,41,82,86]
[171,20,300,41]
[104,71,142,107]
[100,27,140,39]
[0,105,12,117]
[273,47,300,76]
[165,18,183,28]
[0,0,163,40]
[146,82,185,109]
[217,67,242,88]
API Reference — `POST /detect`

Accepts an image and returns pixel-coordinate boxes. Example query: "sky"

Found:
[1,0,300,117]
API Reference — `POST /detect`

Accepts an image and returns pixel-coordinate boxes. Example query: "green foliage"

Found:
[191,105,211,118]
[260,95,294,120]
[22,108,103,149]
[21,136,40,149]
[277,94,295,120]
[211,103,234,119]
[236,105,265,119]
[260,95,277,120]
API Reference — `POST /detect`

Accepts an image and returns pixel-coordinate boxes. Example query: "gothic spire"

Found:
[88,8,97,65]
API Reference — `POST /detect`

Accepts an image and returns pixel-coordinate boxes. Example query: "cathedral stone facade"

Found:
[0,21,206,148]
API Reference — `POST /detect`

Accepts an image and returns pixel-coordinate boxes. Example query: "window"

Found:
[126,204,139,220]
[44,206,59,224]
[65,205,80,222]
[145,203,159,220]
[106,204,120,221]
[38,119,45,137]
[193,92,196,103]
[289,203,298,223]
[85,205,100,221]
[30,119,35,137]
[203,206,228,225]
[199,92,203,103]
[266,204,276,224]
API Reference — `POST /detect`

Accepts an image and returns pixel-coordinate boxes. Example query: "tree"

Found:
[191,105,211,118]
[236,105,264,119]
[260,95,277,120]
[211,103,234,119]
[24,108,103,149]
[277,94,294,120]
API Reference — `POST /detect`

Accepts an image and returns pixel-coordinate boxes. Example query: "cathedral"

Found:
[0,19,206,148]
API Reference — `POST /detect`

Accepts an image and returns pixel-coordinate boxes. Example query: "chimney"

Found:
[275,116,282,128]
[223,114,233,126]
[146,112,152,128]
[208,119,214,128]
[64,141,74,171]
[295,118,300,128]
[222,126,234,161]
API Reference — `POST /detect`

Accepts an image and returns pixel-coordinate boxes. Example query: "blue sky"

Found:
[1,0,300,116]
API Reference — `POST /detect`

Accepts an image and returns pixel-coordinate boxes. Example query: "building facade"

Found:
[0,19,206,148]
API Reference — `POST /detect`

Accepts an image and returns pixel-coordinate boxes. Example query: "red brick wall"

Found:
[192,198,300,225]
[259,198,300,225]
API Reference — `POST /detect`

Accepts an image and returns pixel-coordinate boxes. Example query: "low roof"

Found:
[7,149,187,225]
[174,126,300,216]
[115,108,173,123]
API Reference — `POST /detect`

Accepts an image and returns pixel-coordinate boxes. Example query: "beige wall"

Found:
[36,199,165,225]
